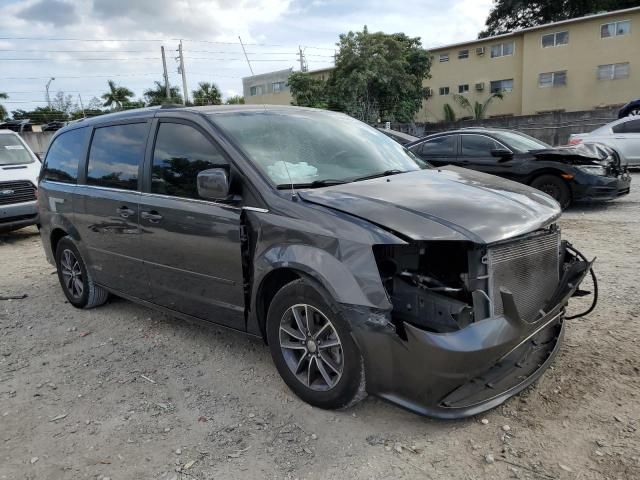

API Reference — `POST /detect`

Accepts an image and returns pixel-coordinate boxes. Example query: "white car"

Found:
[569,116,640,167]
[0,130,41,232]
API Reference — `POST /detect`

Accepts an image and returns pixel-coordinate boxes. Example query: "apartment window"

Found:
[601,20,631,38]
[439,53,450,62]
[439,87,450,95]
[490,79,513,93]
[491,41,514,58]
[249,85,263,96]
[458,84,469,93]
[458,49,469,59]
[539,71,567,87]
[542,31,569,47]
[272,81,286,93]
[597,63,630,80]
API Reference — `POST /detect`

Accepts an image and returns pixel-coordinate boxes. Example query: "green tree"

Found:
[11,107,67,123]
[51,91,76,118]
[101,80,134,110]
[192,82,222,106]
[0,92,8,121]
[144,81,182,106]
[287,72,328,108]
[326,26,432,123]
[452,92,504,120]
[480,0,638,37]
[225,95,245,105]
[443,103,457,122]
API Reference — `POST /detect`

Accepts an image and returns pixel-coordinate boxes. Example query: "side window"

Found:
[419,136,456,156]
[621,120,640,134]
[87,123,147,190]
[42,128,89,183]
[151,122,228,199]
[461,135,500,156]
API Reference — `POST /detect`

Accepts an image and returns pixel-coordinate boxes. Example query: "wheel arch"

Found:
[527,169,574,198]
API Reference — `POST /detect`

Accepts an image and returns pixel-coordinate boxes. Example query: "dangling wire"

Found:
[565,243,598,320]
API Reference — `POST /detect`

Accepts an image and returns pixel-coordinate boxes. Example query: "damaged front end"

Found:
[349,226,593,419]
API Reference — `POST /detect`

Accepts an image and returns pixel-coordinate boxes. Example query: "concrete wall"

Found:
[19,131,55,156]
[390,107,619,146]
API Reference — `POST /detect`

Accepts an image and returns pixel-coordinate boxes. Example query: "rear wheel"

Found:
[266,278,365,410]
[530,174,571,209]
[55,237,109,309]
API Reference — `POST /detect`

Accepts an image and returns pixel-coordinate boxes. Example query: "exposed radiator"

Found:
[487,230,560,322]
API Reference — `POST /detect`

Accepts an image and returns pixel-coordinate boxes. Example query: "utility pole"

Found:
[45,77,55,108]
[177,40,188,105]
[238,36,254,75]
[298,46,307,72]
[161,46,170,100]
[77,94,85,118]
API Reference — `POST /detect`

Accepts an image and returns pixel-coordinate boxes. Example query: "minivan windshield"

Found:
[210,110,425,187]
[492,131,551,153]
[0,133,35,166]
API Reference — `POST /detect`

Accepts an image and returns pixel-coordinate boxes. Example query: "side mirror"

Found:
[197,168,230,200]
[491,148,513,161]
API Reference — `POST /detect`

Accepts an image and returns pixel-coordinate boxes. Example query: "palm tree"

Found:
[0,92,8,121]
[144,81,182,106]
[452,92,504,120]
[101,80,134,110]
[191,82,222,106]
[443,103,456,122]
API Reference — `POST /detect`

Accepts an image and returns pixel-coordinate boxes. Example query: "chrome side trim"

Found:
[139,191,243,210]
[243,206,269,213]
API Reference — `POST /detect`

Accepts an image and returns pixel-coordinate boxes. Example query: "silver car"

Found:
[570,116,640,167]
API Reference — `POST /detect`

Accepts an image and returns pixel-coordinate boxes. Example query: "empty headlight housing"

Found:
[576,165,607,176]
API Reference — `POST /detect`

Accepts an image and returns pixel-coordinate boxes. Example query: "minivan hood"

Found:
[298,166,561,244]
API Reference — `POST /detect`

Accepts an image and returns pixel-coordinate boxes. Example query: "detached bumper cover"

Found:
[348,258,592,419]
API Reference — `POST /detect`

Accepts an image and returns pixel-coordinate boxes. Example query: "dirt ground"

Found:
[1,175,639,480]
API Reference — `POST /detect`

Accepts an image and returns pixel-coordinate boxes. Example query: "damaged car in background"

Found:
[38,106,596,419]
[408,127,631,209]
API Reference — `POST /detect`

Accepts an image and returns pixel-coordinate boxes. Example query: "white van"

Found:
[0,130,40,232]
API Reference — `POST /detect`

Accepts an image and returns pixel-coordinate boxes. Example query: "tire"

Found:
[266,278,365,410]
[530,174,571,209]
[55,236,109,309]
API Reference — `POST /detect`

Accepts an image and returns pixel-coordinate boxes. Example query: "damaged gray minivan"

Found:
[38,106,594,418]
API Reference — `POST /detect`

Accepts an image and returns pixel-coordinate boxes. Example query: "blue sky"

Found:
[0,0,493,114]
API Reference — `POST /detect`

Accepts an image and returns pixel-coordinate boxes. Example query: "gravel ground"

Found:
[1,174,639,480]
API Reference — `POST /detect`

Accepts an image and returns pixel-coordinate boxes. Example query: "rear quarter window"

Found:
[42,127,90,183]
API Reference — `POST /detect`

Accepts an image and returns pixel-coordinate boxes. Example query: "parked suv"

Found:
[0,130,40,233]
[38,106,593,418]
[408,128,631,208]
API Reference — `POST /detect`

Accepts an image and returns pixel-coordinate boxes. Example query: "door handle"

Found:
[141,210,163,223]
[116,206,135,218]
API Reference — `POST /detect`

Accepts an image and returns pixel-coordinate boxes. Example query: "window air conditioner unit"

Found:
[475,82,485,91]
[476,47,485,56]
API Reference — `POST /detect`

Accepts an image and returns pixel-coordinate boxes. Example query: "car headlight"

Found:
[576,165,607,176]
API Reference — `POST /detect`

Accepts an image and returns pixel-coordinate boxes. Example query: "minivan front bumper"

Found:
[347,256,592,419]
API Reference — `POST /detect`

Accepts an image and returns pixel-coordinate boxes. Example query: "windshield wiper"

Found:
[276,179,348,189]
[351,169,406,182]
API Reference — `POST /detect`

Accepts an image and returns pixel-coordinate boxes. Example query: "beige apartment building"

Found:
[421,6,640,121]
[244,7,639,121]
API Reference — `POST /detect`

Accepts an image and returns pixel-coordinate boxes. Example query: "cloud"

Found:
[0,0,492,113]
[16,0,78,27]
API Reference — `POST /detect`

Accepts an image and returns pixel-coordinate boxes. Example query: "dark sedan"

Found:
[407,128,631,208]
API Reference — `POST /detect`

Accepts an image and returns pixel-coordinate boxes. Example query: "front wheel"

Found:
[530,174,571,209]
[266,278,365,410]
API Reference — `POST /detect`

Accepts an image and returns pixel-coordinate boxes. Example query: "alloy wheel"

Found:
[279,304,344,391]
[629,109,640,116]
[60,248,84,299]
